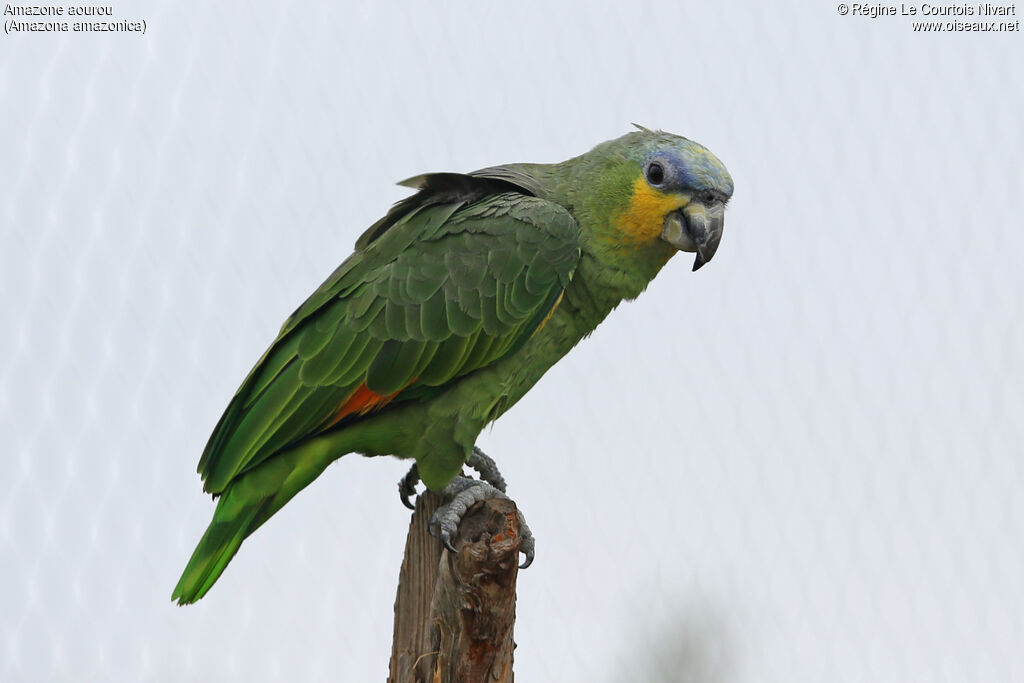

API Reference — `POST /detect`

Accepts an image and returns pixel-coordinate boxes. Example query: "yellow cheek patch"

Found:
[614,176,687,244]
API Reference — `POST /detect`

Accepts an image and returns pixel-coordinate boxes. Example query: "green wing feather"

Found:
[197,182,580,495]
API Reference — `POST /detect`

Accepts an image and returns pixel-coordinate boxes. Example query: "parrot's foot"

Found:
[398,463,421,511]
[428,476,535,569]
[397,447,508,510]
[465,447,507,493]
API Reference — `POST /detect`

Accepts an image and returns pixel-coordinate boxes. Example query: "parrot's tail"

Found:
[171,488,269,605]
[172,438,341,605]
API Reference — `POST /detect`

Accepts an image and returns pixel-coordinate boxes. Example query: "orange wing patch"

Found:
[326,383,403,428]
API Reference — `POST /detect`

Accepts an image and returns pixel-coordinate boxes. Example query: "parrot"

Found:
[172,127,733,605]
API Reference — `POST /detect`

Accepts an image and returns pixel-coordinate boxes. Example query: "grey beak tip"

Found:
[692,255,705,272]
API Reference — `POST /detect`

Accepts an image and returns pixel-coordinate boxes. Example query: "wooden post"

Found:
[388,490,522,682]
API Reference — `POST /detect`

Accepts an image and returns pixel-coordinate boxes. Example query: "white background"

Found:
[2,1,1023,681]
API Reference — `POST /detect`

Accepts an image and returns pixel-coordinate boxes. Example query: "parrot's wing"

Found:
[198,182,580,494]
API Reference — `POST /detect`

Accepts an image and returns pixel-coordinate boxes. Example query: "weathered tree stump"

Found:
[388,490,522,682]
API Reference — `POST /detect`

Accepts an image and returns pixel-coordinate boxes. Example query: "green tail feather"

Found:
[173,435,344,605]
[172,491,270,605]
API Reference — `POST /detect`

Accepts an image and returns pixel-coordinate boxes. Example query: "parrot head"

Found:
[557,128,734,276]
[639,132,733,271]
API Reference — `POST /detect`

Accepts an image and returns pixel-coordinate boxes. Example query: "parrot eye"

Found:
[701,190,717,204]
[645,161,665,185]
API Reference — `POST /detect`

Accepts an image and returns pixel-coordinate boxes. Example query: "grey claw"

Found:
[517,510,535,569]
[440,530,457,554]
[428,513,460,554]
[398,463,419,510]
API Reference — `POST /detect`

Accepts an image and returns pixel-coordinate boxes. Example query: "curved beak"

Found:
[661,202,725,271]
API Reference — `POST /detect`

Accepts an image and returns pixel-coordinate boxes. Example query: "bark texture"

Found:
[389,491,521,682]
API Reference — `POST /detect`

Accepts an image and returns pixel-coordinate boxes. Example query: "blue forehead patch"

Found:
[642,134,734,198]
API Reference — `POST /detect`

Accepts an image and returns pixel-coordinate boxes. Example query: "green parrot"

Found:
[172,128,733,605]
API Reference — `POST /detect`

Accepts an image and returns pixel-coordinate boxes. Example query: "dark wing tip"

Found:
[397,174,430,189]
